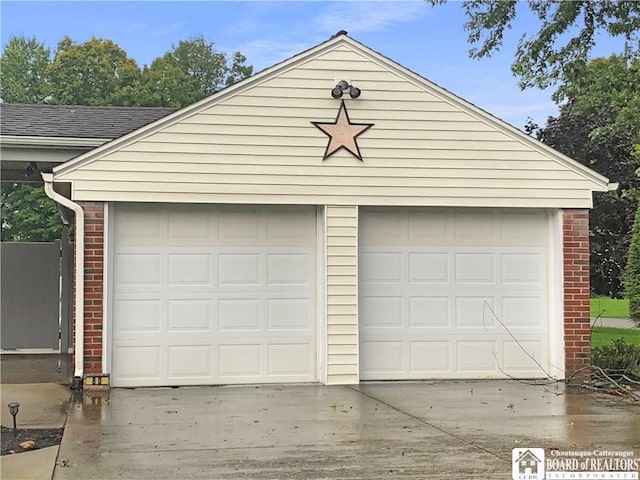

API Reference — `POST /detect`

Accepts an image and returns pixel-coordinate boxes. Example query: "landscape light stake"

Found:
[8,402,20,434]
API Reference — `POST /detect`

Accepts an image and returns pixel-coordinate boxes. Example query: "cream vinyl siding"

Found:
[325,205,358,385]
[54,40,607,208]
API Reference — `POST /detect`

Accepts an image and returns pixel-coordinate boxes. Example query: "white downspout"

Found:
[42,173,84,382]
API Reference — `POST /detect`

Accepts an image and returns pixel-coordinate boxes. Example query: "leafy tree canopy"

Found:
[427,1,640,94]
[162,36,253,96]
[558,55,640,144]
[1,183,62,242]
[0,34,253,241]
[0,34,253,108]
[527,55,640,296]
[46,36,142,106]
[0,36,51,103]
[625,201,640,326]
[529,102,638,297]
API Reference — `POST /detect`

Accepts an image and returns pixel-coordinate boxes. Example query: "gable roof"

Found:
[51,33,612,208]
[0,104,175,139]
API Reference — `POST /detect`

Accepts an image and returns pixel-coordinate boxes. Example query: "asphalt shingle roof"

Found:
[0,104,176,139]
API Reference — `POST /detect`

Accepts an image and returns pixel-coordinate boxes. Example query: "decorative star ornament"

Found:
[312,100,374,161]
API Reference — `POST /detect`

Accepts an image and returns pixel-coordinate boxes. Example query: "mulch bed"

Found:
[1,426,64,455]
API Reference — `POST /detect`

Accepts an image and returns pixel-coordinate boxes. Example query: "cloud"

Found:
[234,38,311,72]
[316,1,429,34]
[226,1,431,71]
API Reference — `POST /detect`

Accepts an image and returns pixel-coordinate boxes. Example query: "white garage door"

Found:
[112,204,317,387]
[359,208,549,380]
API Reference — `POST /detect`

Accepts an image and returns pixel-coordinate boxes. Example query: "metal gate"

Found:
[1,229,72,352]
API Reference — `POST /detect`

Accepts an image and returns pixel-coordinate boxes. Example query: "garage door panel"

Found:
[409,297,449,327]
[360,297,403,328]
[112,204,317,387]
[268,343,313,376]
[218,344,262,377]
[266,210,316,243]
[455,296,497,328]
[167,299,212,332]
[502,297,545,328]
[455,253,496,283]
[267,253,312,285]
[410,341,450,372]
[167,208,211,241]
[360,252,403,283]
[167,346,213,379]
[218,211,260,242]
[361,341,404,373]
[501,252,544,284]
[360,207,549,380]
[267,298,313,331]
[454,213,494,241]
[115,299,162,333]
[456,341,497,371]
[113,345,162,380]
[116,253,162,286]
[116,205,162,242]
[408,253,449,283]
[408,211,448,241]
[500,213,548,244]
[167,253,212,286]
[217,298,261,331]
[218,254,261,285]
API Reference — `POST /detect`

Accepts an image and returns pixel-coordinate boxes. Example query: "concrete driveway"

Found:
[55,381,639,479]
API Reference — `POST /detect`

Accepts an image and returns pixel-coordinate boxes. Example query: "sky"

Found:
[0,0,626,130]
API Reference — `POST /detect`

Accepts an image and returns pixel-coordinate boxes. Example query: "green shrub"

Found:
[624,202,640,327]
[592,338,640,379]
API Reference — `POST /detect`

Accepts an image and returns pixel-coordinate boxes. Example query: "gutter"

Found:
[608,182,619,192]
[42,173,84,383]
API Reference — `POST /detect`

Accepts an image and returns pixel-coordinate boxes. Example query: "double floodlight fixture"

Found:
[331,80,361,99]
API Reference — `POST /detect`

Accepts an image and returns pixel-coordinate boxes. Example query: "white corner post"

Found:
[42,173,85,381]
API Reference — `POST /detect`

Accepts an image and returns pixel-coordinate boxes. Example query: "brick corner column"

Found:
[562,209,591,382]
[79,202,105,376]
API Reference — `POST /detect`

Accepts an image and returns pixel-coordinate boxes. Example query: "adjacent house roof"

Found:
[0,104,175,139]
[0,104,175,181]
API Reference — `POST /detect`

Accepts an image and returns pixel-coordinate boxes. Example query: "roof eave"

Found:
[1,135,111,149]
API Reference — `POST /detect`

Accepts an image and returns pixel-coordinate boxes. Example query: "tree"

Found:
[0,183,62,242]
[162,36,252,96]
[624,202,640,326]
[558,55,640,144]
[0,34,253,241]
[427,1,640,93]
[0,35,51,103]
[120,58,202,109]
[108,36,253,108]
[528,101,639,297]
[526,54,640,296]
[46,36,141,105]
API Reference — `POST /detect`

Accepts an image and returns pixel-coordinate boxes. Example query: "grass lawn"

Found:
[591,326,640,348]
[590,296,629,318]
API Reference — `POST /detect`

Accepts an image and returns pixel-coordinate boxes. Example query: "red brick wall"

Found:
[563,209,591,380]
[80,202,105,375]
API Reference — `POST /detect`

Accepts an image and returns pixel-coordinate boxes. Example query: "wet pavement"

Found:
[54,381,639,479]
[0,383,71,480]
